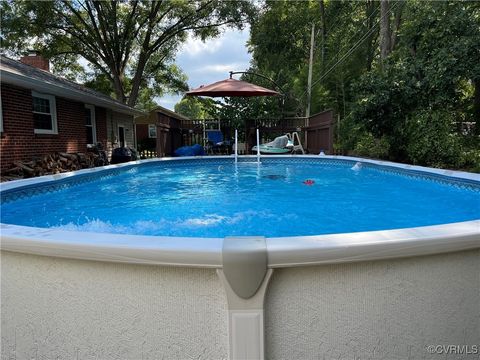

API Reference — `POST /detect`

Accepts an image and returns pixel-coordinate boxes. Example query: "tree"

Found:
[248,0,323,116]
[346,0,480,167]
[379,0,391,61]
[174,96,218,119]
[1,0,255,107]
[318,0,327,68]
[248,0,479,169]
[248,0,383,117]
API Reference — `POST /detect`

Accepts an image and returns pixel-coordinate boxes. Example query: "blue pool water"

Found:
[1,159,479,238]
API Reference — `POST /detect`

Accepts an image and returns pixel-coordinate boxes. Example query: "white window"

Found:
[32,91,57,134]
[84,104,97,145]
[148,124,157,138]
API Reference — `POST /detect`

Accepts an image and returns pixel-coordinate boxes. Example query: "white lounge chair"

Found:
[252,132,305,154]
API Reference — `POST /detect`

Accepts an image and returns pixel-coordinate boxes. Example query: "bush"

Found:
[404,110,462,168]
[335,115,363,155]
[459,149,480,172]
[352,132,390,159]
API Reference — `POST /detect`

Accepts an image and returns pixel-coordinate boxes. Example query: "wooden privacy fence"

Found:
[244,117,307,152]
[304,110,335,154]
[155,110,334,156]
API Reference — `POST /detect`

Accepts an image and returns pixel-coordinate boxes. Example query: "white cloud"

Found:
[179,34,224,56]
[157,95,180,107]
[157,25,252,110]
[194,62,250,74]
[179,25,250,58]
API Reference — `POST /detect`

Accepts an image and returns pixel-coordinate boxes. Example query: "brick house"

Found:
[0,53,144,172]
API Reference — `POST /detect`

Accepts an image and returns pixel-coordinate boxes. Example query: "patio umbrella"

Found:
[186,78,280,98]
[185,74,281,159]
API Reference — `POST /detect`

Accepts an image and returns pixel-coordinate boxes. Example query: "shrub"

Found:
[404,110,462,168]
[459,149,480,172]
[352,132,390,159]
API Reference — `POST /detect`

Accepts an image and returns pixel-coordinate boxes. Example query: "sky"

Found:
[157,26,252,110]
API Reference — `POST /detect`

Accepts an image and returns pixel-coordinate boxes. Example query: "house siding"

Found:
[105,110,135,156]
[0,83,109,172]
[136,124,157,152]
[136,124,150,142]
[134,108,189,156]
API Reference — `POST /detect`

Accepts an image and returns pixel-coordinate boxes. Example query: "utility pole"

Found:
[306,23,315,119]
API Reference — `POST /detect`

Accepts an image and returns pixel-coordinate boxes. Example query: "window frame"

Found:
[84,104,97,145]
[32,91,58,134]
[148,124,157,138]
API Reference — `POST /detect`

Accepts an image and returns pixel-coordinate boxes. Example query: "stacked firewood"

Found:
[1,152,101,181]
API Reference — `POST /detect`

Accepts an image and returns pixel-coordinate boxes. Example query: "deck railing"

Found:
[156,112,334,156]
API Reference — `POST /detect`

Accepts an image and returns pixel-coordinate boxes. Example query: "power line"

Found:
[305,0,399,98]
[318,1,365,46]
[317,1,380,61]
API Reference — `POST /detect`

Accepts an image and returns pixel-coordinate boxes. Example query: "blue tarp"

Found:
[174,144,205,157]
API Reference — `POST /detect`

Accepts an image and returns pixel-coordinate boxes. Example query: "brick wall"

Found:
[0,83,108,172]
[95,106,108,147]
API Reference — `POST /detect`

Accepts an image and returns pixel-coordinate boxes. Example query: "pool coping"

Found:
[1,155,479,268]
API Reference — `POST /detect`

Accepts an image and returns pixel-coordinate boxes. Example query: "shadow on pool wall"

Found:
[1,155,479,359]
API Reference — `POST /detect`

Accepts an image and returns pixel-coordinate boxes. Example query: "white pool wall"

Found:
[265,249,479,360]
[2,249,478,359]
[1,251,229,359]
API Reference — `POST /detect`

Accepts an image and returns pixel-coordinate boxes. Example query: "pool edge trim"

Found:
[1,155,479,268]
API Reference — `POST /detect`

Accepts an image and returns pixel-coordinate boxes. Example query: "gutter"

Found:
[1,70,145,117]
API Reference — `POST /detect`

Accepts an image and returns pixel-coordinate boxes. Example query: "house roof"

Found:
[0,55,144,116]
[135,105,191,125]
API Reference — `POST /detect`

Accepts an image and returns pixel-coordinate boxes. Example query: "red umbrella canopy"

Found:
[186,78,280,97]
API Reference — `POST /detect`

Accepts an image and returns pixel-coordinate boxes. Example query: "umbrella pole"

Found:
[256,128,261,164]
[234,129,238,164]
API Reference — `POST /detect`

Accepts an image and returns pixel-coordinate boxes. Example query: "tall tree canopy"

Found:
[174,96,218,119]
[1,0,255,108]
[246,0,479,170]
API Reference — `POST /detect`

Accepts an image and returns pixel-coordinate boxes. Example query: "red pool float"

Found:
[303,179,315,186]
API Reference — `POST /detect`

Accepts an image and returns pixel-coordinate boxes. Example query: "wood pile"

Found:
[1,152,101,181]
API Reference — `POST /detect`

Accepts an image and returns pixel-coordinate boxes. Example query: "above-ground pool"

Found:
[1,157,479,238]
[1,155,479,360]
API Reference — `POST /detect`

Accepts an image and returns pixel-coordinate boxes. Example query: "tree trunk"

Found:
[365,0,377,71]
[474,78,480,135]
[319,0,327,69]
[380,0,391,63]
[390,0,405,51]
[128,52,149,107]
[112,71,126,103]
